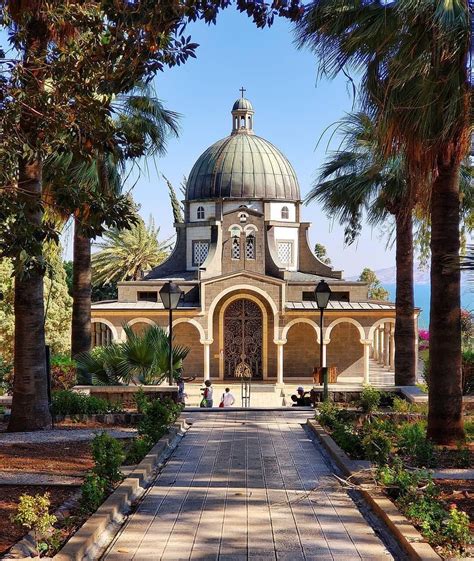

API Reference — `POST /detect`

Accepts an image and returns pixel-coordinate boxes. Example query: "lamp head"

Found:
[159,281,182,310]
[314,279,331,310]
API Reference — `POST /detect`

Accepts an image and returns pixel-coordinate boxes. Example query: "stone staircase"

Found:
[183,382,286,408]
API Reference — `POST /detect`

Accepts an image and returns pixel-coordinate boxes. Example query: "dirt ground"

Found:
[0,441,94,474]
[436,479,474,532]
[0,485,79,555]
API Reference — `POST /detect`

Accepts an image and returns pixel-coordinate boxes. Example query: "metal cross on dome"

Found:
[240,86,246,98]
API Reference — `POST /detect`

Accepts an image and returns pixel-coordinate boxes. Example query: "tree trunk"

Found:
[8,20,52,432]
[394,211,416,385]
[427,159,464,444]
[71,217,92,382]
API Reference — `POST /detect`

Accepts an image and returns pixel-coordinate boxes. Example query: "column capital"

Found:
[201,339,213,345]
[360,339,372,345]
[274,339,286,345]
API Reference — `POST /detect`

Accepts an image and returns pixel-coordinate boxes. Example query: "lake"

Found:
[383,283,474,328]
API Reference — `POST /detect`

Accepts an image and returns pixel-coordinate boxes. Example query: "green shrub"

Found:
[50,354,77,390]
[316,401,351,429]
[464,420,474,443]
[0,356,13,394]
[91,432,124,486]
[441,506,472,554]
[11,493,58,555]
[453,442,471,468]
[397,422,435,467]
[392,396,411,413]
[80,473,107,512]
[124,438,152,465]
[138,397,182,446]
[51,390,123,416]
[361,427,392,465]
[331,421,364,458]
[359,385,382,413]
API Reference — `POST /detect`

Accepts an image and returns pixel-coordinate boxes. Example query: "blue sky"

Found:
[1,12,397,277]
[120,9,396,278]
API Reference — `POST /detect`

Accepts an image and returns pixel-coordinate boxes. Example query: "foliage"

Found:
[51,390,123,416]
[124,438,152,465]
[317,401,348,429]
[391,396,427,415]
[163,175,185,224]
[460,309,473,348]
[50,355,77,390]
[91,282,118,303]
[63,261,73,296]
[77,325,189,385]
[313,243,331,265]
[359,385,382,413]
[11,493,58,555]
[80,473,107,513]
[361,426,392,465]
[92,216,172,284]
[0,356,13,395]
[91,432,124,487]
[462,350,474,395]
[397,422,435,467]
[358,269,389,301]
[0,248,72,361]
[137,395,182,446]
[377,463,471,555]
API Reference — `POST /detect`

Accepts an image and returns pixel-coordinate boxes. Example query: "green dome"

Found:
[232,97,253,111]
[186,133,300,201]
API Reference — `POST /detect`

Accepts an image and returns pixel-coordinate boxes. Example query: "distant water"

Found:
[383,283,474,329]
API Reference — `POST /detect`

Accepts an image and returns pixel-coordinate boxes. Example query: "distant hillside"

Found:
[348,266,469,285]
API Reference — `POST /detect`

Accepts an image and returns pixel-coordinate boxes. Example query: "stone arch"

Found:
[91,318,118,343]
[173,319,204,378]
[281,318,320,344]
[368,317,396,340]
[172,318,206,343]
[325,317,365,342]
[124,317,157,338]
[284,320,320,378]
[326,321,364,377]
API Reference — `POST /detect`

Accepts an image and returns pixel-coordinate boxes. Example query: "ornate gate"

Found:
[223,299,263,379]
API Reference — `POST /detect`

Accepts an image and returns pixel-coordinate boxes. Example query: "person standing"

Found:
[202,379,213,408]
[221,387,235,407]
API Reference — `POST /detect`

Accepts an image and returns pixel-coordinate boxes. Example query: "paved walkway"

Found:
[104,411,395,561]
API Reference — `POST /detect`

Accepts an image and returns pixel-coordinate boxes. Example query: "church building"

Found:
[91,94,404,385]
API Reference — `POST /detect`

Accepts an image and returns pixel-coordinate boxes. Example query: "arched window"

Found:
[281,206,289,220]
[231,235,241,260]
[246,232,256,260]
[91,322,113,348]
[197,206,205,220]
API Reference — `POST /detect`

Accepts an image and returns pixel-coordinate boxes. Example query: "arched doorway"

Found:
[91,322,113,347]
[223,299,263,379]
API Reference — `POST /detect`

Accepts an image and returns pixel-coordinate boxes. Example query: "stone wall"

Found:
[284,322,319,377]
[327,322,363,376]
[173,322,204,378]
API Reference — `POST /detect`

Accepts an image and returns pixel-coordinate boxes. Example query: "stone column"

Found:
[373,329,379,360]
[383,324,390,367]
[389,325,395,369]
[276,342,284,385]
[362,340,371,385]
[322,338,330,368]
[378,327,384,365]
[203,342,211,381]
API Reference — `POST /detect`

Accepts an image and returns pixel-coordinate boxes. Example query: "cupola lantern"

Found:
[231,87,254,134]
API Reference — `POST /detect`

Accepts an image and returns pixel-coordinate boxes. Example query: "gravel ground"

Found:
[0,427,137,445]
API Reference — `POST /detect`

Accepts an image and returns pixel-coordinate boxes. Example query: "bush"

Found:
[80,473,107,512]
[331,421,364,458]
[11,493,58,555]
[50,354,77,390]
[316,401,351,429]
[0,356,13,394]
[397,422,435,467]
[138,397,182,446]
[124,438,152,465]
[51,390,123,416]
[359,385,382,413]
[91,432,124,486]
[441,506,472,554]
[361,426,392,465]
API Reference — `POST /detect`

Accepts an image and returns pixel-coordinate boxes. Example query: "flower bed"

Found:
[316,387,473,557]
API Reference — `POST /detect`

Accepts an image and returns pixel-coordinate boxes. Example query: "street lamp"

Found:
[159,281,182,386]
[315,280,332,401]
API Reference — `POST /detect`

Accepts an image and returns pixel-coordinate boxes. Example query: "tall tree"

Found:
[296,0,471,443]
[307,112,415,384]
[313,243,331,265]
[92,217,171,285]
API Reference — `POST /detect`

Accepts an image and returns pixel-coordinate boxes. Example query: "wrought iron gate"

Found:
[223,299,263,379]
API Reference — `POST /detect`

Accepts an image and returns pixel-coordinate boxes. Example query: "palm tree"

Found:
[92,217,171,285]
[296,0,471,444]
[307,112,417,385]
[76,325,189,385]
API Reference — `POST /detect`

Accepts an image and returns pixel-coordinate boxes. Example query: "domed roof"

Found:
[186,95,300,201]
[232,97,253,111]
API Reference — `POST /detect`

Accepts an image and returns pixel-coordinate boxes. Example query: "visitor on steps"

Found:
[220,387,235,407]
[177,375,196,405]
[201,380,213,408]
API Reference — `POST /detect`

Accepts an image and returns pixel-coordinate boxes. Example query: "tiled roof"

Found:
[286,300,395,311]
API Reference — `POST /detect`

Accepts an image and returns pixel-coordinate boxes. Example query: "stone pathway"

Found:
[103,411,396,561]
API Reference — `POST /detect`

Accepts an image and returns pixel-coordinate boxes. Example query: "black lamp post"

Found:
[315,280,332,401]
[159,281,182,386]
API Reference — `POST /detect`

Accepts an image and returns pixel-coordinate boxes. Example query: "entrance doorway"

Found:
[223,299,263,379]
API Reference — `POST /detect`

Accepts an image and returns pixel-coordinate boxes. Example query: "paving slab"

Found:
[103,411,396,561]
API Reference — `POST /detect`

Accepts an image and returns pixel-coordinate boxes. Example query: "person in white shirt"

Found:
[221,387,235,407]
[203,380,213,408]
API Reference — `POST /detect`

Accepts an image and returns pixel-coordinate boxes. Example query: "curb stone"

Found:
[50,418,188,561]
[307,419,443,561]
